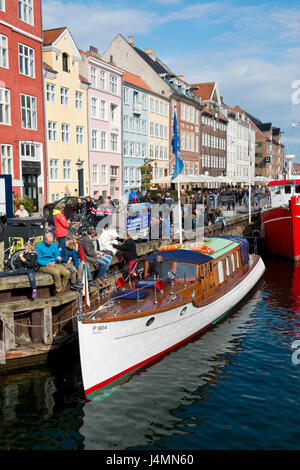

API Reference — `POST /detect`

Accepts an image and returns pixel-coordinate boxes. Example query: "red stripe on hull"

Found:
[261,196,300,261]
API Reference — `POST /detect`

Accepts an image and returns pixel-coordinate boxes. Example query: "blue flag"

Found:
[171,110,184,180]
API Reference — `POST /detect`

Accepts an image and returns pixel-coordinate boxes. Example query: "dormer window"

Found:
[62,52,69,72]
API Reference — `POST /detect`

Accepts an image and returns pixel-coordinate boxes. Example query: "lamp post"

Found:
[76,157,84,196]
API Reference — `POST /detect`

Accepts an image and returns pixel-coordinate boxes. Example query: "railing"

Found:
[77,272,178,321]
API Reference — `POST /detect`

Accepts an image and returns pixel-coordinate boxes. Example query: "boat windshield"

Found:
[147,261,173,279]
[175,263,197,279]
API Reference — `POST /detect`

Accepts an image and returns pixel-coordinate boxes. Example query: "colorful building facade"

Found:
[80,46,123,200]
[0,0,47,210]
[122,70,150,200]
[43,27,90,201]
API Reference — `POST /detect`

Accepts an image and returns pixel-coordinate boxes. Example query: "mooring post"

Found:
[42,306,53,346]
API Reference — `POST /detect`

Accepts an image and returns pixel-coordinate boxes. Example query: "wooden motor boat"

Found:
[77,236,265,400]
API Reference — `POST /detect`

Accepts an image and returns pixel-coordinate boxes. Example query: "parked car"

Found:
[43,196,87,220]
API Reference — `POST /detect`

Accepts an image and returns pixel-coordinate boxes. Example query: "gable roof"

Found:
[122,70,152,92]
[43,27,67,46]
[190,82,216,101]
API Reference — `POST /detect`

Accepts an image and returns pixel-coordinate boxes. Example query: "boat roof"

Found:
[145,237,245,265]
[144,249,212,265]
[268,179,300,186]
[184,237,240,259]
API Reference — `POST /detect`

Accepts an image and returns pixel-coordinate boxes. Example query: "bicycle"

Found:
[69,213,91,237]
[4,235,42,271]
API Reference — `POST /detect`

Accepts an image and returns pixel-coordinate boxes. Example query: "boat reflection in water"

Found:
[79,287,262,450]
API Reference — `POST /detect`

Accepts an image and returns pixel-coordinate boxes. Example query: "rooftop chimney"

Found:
[177,75,184,82]
[144,48,156,61]
[89,45,98,55]
[128,36,134,46]
[109,54,116,66]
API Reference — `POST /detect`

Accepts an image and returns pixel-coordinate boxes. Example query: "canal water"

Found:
[0,254,300,451]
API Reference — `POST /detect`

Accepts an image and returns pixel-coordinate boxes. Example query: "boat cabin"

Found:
[268,179,300,207]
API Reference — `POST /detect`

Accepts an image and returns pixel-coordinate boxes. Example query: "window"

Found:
[20,142,39,159]
[93,164,99,185]
[91,97,98,118]
[101,131,107,150]
[285,185,291,194]
[150,122,154,136]
[91,67,97,87]
[150,98,154,112]
[100,100,107,120]
[123,115,129,131]
[91,129,99,150]
[110,75,118,94]
[0,87,10,125]
[50,159,58,180]
[51,194,59,203]
[155,100,159,113]
[61,124,69,143]
[102,165,108,185]
[231,253,235,272]
[111,103,118,122]
[46,83,55,103]
[123,86,129,104]
[111,133,118,152]
[18,0,33,25]
[0,35,8,69]
[1,144,12,175]
[236,252,240,269]
[76,126,83,144]
[181,103,185,120]
[142,94,147,110]
[48,121,57,141]
[63,160,71,180]
[218,260,224,284]
[123,140,128,156]
[75,91,82,109]
[21,94,36,129]
[225,257,230,277]
[0,1,5,11]
[155,124,159,137]
[100,71,106,90]
[62,52,69,72]
[60,87,69,106]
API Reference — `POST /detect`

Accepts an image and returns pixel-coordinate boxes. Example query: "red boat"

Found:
[260,179,300,262]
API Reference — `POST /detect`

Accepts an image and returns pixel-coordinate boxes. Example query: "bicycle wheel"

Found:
[10,250,22,270]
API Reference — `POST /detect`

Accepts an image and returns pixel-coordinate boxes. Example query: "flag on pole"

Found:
[171,110,184,181]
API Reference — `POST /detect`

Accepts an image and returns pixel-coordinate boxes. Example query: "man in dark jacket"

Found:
[113,232,138,277]
[0,212,7,272]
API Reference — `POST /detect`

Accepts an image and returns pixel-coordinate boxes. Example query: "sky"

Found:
[42,0,300,164]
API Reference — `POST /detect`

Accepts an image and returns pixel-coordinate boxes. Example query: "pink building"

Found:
[80,47,123,200]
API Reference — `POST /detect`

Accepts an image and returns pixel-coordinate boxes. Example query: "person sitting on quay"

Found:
[36,232,70,296]
[72,234,98,291]
[53,203,69,257]
[60,238,83,291]
[113,232,138,279]
[0,241,38,300]
[80,227,112,287]
[15,204,29,218]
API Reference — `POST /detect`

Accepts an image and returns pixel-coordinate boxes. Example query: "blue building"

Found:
[122,71,151,201]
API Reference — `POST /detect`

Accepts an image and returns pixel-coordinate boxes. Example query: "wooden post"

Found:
[42,306,53,345]
[1,311,15,351]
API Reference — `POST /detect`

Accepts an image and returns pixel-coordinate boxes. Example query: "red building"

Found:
[0,0,46,211]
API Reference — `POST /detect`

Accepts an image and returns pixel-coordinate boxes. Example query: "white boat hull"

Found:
[78,257,265,399]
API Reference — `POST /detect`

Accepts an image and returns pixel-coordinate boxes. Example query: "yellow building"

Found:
[43,27,90,202]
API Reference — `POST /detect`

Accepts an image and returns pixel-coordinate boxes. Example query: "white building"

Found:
[221,104,255,181]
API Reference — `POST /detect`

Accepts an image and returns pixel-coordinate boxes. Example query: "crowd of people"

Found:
[0,196,139,300]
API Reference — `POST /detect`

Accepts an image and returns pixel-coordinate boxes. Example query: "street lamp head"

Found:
[76,157,83,166]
